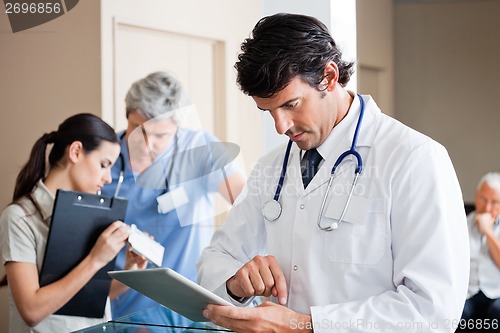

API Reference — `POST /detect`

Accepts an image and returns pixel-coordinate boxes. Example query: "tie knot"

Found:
[302,149,323,188]
[304,148,322,165]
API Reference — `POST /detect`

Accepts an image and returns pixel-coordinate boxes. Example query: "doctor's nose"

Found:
[272,110,293,135]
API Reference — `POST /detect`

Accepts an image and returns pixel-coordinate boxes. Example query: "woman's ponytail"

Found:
[12,131,57,202]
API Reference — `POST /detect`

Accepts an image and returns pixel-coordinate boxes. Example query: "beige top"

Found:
[0,180,109,333]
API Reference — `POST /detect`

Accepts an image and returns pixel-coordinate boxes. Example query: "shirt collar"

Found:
[32,179,55,221]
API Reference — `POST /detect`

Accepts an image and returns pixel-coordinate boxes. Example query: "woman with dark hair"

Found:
[0,113,146,333]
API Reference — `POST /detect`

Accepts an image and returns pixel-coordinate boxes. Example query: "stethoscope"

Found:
[262,94,365,231]
[113,130,179,198]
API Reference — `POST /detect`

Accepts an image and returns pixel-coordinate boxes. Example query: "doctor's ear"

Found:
[320,62,339,91]
[68,141,84,163]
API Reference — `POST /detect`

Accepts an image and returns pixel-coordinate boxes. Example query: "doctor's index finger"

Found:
[268,257,287,305]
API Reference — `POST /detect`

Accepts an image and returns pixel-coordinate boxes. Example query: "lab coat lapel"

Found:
[288,144,305,195]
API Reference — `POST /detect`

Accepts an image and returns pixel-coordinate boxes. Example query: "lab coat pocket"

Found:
[322,193,385,265]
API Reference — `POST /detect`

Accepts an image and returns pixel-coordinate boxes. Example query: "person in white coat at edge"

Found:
[196,13,470,333]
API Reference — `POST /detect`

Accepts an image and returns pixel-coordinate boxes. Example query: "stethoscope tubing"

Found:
[317,94,365,231]
[273,140,293,201]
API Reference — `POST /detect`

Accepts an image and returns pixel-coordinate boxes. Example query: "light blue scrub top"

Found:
[101,128,240,319]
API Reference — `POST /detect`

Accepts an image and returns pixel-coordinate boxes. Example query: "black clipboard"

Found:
[39,189,128,318]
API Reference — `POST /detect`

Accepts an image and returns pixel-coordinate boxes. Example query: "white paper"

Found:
[128,224,165,267]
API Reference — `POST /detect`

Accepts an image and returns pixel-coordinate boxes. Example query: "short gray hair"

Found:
[478,172,500,192]
[125,71,189,123]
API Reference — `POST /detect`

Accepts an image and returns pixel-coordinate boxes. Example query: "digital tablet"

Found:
[108,268,234,322]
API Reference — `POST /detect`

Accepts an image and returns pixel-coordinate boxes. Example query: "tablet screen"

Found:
[109,268,234,322]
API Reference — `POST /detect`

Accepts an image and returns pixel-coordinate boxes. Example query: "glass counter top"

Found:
[73,305,233,332]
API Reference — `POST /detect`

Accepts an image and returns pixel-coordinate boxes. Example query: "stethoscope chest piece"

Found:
[262,200,282,221]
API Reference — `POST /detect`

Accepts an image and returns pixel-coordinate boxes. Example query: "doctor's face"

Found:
[125,111,178,164]
[253,77,338,151]
[475,182,500,218]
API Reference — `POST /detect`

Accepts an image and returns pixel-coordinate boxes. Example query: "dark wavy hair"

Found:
[235,13,355,98]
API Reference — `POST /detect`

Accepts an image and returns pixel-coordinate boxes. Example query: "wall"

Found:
[0,1,102,209]
[395,0,500,202]
[357,0,394,117]
[0,3,101,331]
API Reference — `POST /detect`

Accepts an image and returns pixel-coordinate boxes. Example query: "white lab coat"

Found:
[197,95,470,332]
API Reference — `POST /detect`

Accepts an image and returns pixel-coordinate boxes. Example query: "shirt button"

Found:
[293,265,298,271]
[300,204,305,209]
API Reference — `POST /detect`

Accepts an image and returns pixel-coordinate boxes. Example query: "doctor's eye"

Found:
[283,102,298,110]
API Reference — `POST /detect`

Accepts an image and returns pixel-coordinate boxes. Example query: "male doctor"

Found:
[197,13,469,333]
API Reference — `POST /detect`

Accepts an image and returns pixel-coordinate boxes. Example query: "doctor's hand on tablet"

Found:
[226,255,288,305]
[203,256,313,332]
[204,301,313,333]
